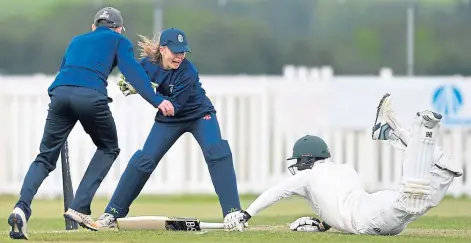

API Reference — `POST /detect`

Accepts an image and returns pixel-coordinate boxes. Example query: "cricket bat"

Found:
[117,216,225,231]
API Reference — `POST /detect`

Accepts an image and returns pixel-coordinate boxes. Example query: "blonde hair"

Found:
[137,34,162,63]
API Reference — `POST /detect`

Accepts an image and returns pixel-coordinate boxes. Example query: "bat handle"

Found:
[199,222,225,229]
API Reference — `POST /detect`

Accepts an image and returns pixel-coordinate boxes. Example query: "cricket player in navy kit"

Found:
[96,28,242,228]
[8,7,173,240]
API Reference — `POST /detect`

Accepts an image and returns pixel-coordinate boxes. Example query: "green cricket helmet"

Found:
[287,135,331,175]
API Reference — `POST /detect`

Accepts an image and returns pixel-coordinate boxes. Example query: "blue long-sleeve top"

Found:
[49,26,163,107]
[140,57,215,122]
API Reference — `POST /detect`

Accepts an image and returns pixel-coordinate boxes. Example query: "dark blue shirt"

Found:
[49,26,163,107]
[140,57,215,123]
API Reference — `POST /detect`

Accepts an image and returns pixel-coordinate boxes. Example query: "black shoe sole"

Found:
[372,93,391,139]
[8,213,28,240]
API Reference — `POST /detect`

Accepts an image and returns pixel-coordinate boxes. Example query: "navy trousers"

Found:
[15,86,120,220]
[104,113,241,218]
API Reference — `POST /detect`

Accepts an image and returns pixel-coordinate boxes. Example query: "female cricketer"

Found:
[96,28,242,228]
[8,7,167,239]
[224,94,462,235]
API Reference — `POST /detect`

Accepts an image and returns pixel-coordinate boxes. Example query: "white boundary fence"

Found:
[0,72,470,198]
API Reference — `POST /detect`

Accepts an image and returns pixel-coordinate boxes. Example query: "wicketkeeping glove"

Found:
[289,216,331,232]
[117,74,158,96]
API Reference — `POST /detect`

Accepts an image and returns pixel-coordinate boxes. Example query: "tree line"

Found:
[1,0,470,76]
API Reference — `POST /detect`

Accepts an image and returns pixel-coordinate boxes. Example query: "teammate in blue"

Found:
[96,28,242,228]
[7,7,172,240]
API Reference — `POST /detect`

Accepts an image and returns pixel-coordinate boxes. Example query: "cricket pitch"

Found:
[0,195,469,243]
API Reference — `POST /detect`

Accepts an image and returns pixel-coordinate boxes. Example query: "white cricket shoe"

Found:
[64,208,99,231]
[96,213,117,229]
[372,93,400,140]
[416,110,442,129]
[8,207,28,240]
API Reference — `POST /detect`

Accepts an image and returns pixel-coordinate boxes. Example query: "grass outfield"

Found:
[0,195,469,242]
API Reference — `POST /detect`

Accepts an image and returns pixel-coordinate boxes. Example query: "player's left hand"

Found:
[289,216,331,232]
[223,210,251,232]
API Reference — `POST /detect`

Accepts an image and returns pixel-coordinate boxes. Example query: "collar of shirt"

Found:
[95,26,114,32]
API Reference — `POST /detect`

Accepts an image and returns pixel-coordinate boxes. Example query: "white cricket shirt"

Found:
[246,160,368,234]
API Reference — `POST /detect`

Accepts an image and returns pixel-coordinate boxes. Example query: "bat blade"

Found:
[116,216,224,231]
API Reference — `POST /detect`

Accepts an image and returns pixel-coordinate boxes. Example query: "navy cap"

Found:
[94,7,125,31]
[159,28,191,53]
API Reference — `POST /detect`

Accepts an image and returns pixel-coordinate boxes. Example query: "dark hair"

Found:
[95,19,117,28]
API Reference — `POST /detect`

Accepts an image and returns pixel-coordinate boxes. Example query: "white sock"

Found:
[388,123,411,151]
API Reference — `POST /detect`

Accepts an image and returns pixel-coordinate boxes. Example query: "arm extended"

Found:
[246,174,307,217]
[225,172,330,232]
[116,38,164,108]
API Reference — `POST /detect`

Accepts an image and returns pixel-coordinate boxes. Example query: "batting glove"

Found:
[289,216,331,232]
[223,210,251,232]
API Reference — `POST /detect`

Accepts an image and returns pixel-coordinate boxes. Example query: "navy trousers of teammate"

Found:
[14,86,120,220]
[104,113,241,218]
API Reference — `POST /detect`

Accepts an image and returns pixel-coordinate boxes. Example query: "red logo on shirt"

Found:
[203,114,211,120]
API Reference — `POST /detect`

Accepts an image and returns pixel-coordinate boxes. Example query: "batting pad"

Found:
[402,117,437,182]
[399,179,432,215]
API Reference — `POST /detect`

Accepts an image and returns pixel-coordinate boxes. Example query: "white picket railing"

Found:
[0,73,469,199]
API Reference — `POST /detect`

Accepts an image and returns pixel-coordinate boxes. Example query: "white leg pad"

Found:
[390,122,461,177]
[398,115,439,215]
[402,117,437,182]
[399,179,432,215]
[402,179,432,194]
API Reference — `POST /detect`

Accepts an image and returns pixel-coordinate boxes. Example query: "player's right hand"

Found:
[223,219,244,232]
[223,210,251,232]
[158,100,175,116]
[118,74,158,97]
[118,75,137,96]
[289,216,330,232]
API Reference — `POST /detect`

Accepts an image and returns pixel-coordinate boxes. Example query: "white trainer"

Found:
[8,207,28,240]
[372,93,399,140]
[416,111,442,129]
[64,208,99,231]
[96,213,117,229]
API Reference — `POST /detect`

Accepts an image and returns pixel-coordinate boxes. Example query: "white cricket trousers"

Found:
[352,143,455,235]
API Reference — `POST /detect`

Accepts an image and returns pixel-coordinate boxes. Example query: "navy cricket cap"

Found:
[159,28,191,53]
[94,7,125,31]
